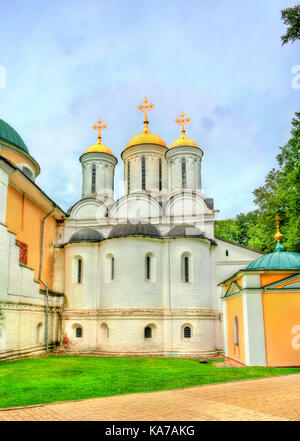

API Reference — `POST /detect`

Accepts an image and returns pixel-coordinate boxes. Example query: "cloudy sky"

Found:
[0,0,299,218]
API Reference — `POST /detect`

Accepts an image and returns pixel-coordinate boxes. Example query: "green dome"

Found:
[0,119,29,154]
[247,242,300,270]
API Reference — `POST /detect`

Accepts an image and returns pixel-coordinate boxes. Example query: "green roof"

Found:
[246,242,300,270]
[0,119,29,154]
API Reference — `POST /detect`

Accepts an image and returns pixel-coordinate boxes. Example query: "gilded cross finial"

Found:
[137,97,154,133]
[274,215,283,242]
[175,111,191,139]
[92,118,107,144]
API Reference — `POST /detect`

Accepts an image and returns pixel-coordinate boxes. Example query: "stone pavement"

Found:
[1,374,300,421]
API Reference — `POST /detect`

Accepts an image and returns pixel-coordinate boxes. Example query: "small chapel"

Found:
[0,98,266,360]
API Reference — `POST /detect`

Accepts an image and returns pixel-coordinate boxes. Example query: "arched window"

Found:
[141,156,146,190]
[181,253,191,283]
[127,161,130,193]
[111,257,115,281]
[183,326,192,339]
[105,254,115,282]
[234,316,239,346]
[226,249,229,257]
[77,258,82,284]
[22,165,34,181]
[144,326,152,339]
[181,158,186,188]
[158,158,162,191]
[101,323,109,340]
[146,255,151,280]
[37,323,43,344]
[91,164,96,193]
[75,327,83,338]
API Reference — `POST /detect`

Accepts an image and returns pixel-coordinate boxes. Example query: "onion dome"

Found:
[170,111,199,149]
[69,228,104,243]
[126,97,166,148]
[84,117,114,156]
[0,119,29,153]
[246,216,300,270]
[108,222,161,239]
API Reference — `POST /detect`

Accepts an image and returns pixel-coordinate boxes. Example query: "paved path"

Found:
[1,374,300,421]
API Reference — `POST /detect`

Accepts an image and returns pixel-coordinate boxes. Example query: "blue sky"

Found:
[0,0,299,218]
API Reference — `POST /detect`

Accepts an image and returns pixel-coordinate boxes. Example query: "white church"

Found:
[0,98,262,360]
[54,98,262,358]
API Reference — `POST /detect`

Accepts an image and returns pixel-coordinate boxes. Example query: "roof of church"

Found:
[126,131,167,148]
[246,241,300,270]
[166,223,217,245]
[69,228,104,243]
[0,119,29,153]
[108,222,161,239]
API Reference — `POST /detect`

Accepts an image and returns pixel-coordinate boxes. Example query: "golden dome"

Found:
[170,136,199,148]
[85,144,113,155]
[126,131,167,148]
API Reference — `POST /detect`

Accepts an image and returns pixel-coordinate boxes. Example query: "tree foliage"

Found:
[215,113,300,253]
[281,5,300,44]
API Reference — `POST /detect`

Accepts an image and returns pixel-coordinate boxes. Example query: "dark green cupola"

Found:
[0,119,29,153]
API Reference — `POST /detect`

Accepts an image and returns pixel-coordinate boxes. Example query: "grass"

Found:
[0,355,300,409]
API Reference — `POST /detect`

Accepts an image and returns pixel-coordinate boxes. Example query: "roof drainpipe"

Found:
[38,206,56,353]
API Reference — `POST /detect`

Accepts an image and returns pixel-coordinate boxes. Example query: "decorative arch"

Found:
[165,191,207,221]
[108,193,162,223]
[69,198,107,220]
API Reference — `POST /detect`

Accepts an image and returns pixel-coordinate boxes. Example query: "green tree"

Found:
[215,113,300,253]
[281,5,300,44]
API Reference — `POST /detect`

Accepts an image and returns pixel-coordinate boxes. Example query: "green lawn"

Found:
[1,355,300,409]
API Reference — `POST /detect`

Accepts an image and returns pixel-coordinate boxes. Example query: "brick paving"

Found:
[0,374,299,421]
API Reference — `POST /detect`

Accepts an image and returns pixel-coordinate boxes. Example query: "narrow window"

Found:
[146,255,151,280]
[234,316,239,346]
[181,158,186,188]
[184,326,191,339]
[77,258,82,284]
[127,161,130,193]
[144,327,152,339]
[184,256,189,282]
[159,158,162,191]
[37,323,43,344]
[141,156,146,190]
[76,327,82,338]
[226,249,229,257]
[91,164,96,193]
[111,257,115,281]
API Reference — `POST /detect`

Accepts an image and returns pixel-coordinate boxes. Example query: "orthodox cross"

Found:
[137,97,154,133]
[175,112,191,138]
[92,118,107,144]
[274,215,283,242]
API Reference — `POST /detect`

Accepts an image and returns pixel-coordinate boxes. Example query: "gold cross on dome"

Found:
[137,97,154,133]
[175,111,191,138]
[274,215,283,242]
[92,118,107,144]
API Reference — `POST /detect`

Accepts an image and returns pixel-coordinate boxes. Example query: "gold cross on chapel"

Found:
[92,118,107,144]
[274,215,283,242]
[137,97,154,133]
[175,111,191,139]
